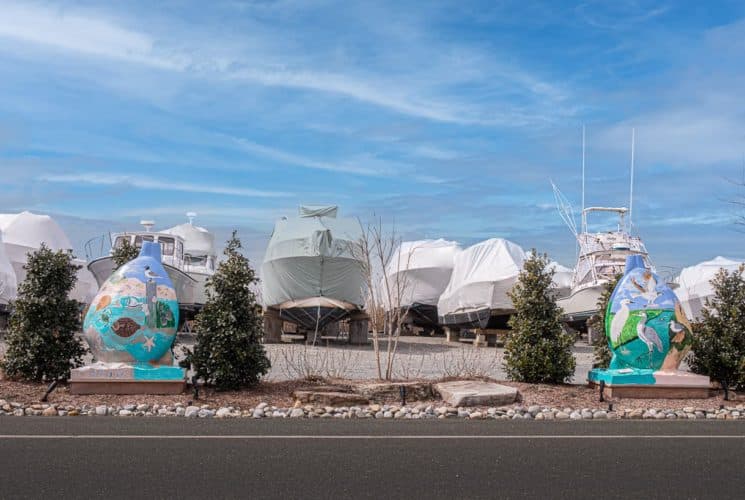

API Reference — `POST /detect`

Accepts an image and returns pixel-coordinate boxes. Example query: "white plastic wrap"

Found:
[0,211,73,250]
[0,211,96,304]
[0,231,18,305]
[549,261,573,299]
[384,239,461,309]
[437,238,526,316]
[261,206,365,308]
[675,256,744,321]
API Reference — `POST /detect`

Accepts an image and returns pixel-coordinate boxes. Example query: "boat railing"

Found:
[84,233,112,261]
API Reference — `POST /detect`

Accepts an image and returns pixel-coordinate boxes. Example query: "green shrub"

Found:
[1,245,86,381]
[505,250,576,383]
[111,238,139,269]
[181,231,270,390]
[688,266,745,399]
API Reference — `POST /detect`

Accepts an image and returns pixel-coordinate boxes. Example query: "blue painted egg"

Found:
[84,241,179,364]
[605,255,690,371]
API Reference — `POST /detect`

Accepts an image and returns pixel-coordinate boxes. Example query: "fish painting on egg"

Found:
[83,241,179,365]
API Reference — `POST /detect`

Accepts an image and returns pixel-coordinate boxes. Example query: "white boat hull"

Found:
[557,285,603,323]
[88,256,199,306]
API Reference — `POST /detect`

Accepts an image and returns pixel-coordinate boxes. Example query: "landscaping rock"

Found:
[356,381,434,401]
[292,391,369,406]
[42,406,57,416]
[434,380,518,407]
[185,406,200,418]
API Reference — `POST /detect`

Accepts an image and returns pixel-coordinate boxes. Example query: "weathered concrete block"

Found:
[434,380,518,407]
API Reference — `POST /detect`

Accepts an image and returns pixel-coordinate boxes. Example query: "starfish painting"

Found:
[143,335,155,352]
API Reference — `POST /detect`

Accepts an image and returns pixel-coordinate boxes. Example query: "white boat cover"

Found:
[676,256,745,321]
[261,205,365,308]
[163,222,216,257]
[0,231,18,305]
[384,239,461,309]
[0,211,96,304]
[0,211,73,250]
[549,261,573,298]
[437,238,527,317]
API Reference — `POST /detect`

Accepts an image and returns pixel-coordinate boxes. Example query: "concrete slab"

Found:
[434,380,518,407]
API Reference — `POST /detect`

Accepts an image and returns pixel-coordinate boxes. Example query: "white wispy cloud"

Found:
[227,135,386,176]
[39,173,292,198]
[0,1,570,126]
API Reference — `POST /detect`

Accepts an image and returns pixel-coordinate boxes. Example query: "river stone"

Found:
[434,381,518,407]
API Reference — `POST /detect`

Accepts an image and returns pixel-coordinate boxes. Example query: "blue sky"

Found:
[1,0,745,269]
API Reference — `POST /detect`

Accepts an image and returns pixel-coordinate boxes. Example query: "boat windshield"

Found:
[134,234,154,248]
[159,236,175,256]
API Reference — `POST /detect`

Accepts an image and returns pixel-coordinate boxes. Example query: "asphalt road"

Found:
[1,418,744,499]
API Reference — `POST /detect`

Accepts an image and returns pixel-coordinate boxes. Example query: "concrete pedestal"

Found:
[70,362,185,395]
[348,312,369,345]
[588,368,711,399]
[445,327,460,343]
[473,330,488,347]
[263,307,283,344]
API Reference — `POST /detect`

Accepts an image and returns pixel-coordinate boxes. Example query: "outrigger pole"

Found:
[629,128,635,232]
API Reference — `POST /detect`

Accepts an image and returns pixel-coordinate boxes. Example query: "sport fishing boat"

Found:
[552,127,653,330]
[556,206,652,329]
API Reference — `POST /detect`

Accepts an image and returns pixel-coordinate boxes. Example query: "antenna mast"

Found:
[629,128,635,232]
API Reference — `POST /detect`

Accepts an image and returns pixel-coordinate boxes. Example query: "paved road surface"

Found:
[1,418,743,499]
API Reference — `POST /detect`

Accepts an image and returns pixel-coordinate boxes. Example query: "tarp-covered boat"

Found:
[675,256,744,321]
[437,238,526,329]
[0,211,97,305]
[261,205,365,330]
[0,230,18,312]
[384,239,461,328]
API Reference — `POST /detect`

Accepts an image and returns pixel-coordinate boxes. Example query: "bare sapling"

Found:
[355,216,417,380]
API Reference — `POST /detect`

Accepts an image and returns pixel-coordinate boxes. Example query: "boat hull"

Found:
[439,307,512,329]
[88,256,199,307]
[272,297,359,331]
[557,285,603,326]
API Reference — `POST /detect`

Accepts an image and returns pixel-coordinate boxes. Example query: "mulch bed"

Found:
[1,378,739,410]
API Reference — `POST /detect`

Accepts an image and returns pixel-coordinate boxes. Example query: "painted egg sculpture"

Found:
[84,241,179,364]
[605,255,693,371]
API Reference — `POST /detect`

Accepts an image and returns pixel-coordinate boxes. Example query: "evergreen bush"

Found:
[1,245,86,381]
[588,273,621,369]
[111,238,139,269]
[688,265,745,399]
[505,250,576,383]
[181,231,270,390]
